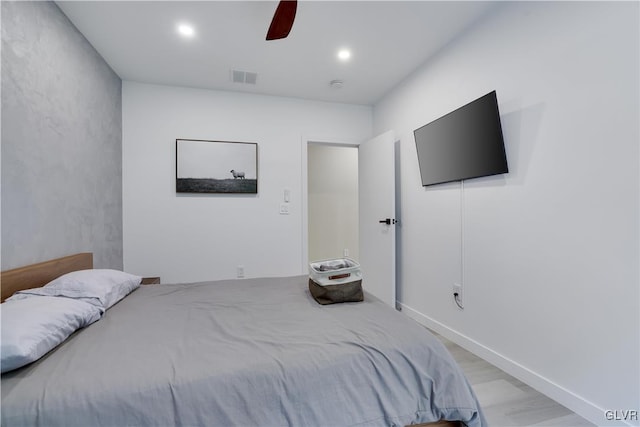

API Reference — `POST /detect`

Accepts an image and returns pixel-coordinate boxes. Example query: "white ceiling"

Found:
[56,1,497,105]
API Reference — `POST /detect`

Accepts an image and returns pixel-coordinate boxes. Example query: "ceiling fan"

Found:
[266,0,297,40]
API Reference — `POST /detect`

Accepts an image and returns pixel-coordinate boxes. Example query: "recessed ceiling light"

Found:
[337,49,351,61]
[177,23,195,38]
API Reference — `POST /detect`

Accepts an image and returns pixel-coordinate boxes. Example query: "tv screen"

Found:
[414,90,508,187]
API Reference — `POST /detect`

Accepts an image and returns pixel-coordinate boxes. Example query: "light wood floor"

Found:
[431,331,595,427]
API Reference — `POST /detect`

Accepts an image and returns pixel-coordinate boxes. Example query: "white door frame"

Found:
[300,136,361,273]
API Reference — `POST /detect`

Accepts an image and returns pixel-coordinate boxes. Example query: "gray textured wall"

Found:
[1,1,123,270]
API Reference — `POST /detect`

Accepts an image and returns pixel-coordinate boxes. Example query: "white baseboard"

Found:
[397,302,635,427]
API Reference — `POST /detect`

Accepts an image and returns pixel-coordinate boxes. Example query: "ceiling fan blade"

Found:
[266,0,297,41]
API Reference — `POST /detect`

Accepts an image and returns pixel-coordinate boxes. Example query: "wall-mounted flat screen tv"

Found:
[414,90,508,187]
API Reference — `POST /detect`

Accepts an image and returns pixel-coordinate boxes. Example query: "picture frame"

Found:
[176,139,258,194]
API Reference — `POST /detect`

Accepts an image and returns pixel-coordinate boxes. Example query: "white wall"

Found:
[374,2,638,425]
[123,82,371,283]
[308,144,359,262]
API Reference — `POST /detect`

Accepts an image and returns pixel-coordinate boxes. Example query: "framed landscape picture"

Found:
[176,139,258,194]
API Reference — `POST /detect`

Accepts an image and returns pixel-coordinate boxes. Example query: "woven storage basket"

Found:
[308,258,363,305]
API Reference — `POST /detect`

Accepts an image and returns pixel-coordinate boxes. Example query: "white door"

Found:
[358,130,396,308]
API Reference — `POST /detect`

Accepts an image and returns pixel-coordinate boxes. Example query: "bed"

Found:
[1,253,486,427]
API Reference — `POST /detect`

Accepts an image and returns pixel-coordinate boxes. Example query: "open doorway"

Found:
[307,143,359,263]
[303,131,397,307]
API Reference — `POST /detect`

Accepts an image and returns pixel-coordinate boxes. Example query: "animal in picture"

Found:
[230,170,245,179]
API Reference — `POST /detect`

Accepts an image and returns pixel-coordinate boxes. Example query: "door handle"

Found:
[379,218,396,225]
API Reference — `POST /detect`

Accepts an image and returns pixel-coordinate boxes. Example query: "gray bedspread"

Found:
[1,275,486,427]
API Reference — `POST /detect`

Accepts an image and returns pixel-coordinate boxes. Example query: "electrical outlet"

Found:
[343,248,349,257]
[237,265,245,278]
[453,283,463,308]
[279,203,290,215]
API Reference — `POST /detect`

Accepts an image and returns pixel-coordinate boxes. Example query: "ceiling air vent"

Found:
[231,70,258,85]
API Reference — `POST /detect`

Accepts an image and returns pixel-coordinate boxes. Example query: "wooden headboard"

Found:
[1,253,93,302]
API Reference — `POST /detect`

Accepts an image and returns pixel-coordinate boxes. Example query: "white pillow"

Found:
[11,269,141,311]
[1,296,102,373]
